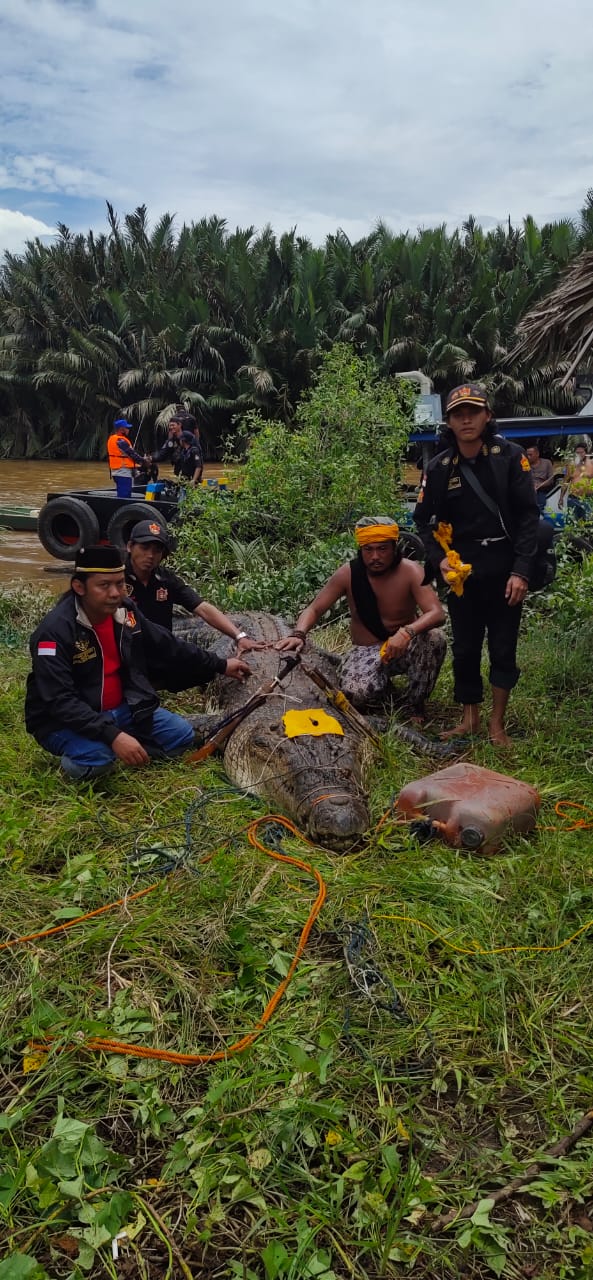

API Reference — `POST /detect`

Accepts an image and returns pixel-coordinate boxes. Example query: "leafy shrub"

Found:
[173,344,414,616]
[0,583,53,645]
[526,552,593,632]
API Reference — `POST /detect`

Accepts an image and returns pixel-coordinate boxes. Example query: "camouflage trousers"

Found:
[339,629,447,712]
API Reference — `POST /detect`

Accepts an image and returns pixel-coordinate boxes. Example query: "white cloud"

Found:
[0,208,55,255]
[0,0,592,241]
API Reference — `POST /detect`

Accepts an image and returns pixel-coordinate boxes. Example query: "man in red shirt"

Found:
[26,545,251,780]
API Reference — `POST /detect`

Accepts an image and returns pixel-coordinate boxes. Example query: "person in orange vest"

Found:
[107,419,149,493]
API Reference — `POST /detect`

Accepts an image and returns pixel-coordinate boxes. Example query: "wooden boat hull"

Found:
[0,506,40,531]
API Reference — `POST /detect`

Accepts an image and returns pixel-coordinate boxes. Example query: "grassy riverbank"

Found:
[2,584,593,1279]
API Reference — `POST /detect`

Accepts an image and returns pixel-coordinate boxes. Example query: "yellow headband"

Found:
[354,523,399,546]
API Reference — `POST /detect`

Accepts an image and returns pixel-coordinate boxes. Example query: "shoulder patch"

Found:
[491,444,501,453]
[125,611,138,628]
[37,639,57,657]
[520,456,531,472]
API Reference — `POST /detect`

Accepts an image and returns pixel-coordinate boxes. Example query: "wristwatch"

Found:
[234,630,248,643]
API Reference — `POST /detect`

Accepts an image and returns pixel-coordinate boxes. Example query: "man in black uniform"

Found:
[175,430,204,487]
[25,545,251,781]
[125,521,263,654]
[414,383,539,745]
[150,413,184,469]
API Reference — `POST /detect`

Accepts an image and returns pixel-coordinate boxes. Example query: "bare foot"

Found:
[489,722,512,747]
[440,716,480,740]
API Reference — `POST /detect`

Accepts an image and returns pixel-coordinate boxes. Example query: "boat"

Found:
[0,505,40,531]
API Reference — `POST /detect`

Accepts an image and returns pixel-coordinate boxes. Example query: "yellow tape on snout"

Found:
[282,709,344,738]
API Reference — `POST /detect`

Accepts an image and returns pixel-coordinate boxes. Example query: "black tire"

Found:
[37,497,100,561]
[106,503,169,550]
[399,530,425,562]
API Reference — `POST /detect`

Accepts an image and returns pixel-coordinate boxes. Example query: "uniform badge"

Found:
[520,456,531,471]
[149,523,161,535]
[73,638,97,664]
[448,476,462,490]
[491,444,501,453]
[156,587,168,602]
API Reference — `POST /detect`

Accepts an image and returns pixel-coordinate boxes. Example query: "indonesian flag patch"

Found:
[37,640,57,657]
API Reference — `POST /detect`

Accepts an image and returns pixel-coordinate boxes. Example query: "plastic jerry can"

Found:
[396,763,540,853]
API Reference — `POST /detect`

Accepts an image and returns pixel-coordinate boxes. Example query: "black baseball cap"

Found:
[128,521,170,548]
[445,384,489,414]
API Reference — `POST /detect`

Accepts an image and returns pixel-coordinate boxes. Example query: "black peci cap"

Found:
[74,545,125,574]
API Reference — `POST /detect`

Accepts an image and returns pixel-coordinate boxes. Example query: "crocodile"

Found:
[182,613,371,851]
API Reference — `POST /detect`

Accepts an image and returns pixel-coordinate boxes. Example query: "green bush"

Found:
[173,344,414,616]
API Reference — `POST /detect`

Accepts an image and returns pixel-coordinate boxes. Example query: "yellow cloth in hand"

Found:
[433,521,472,597]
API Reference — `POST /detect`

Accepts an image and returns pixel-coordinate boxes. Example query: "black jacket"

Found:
[414,434,539,582]
[124,557,202,629]
[25,592,226,745]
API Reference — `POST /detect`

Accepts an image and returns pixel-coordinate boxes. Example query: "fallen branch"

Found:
[430,1108,593,1233]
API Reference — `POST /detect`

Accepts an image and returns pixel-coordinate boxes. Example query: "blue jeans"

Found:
[40,703,194,780]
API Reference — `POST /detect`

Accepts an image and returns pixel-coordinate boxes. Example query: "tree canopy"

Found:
[1,197,593,458]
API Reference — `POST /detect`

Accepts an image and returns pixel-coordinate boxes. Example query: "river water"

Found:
[0,460,229,589]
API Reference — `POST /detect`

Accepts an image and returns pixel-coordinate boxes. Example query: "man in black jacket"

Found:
[414,384,539,745]
[25,545,251,780]
[124,520,263,652]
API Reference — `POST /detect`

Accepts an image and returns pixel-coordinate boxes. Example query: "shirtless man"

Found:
[276,515,446,715]
[560,443,593,520]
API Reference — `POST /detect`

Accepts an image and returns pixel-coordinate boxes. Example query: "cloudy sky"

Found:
[1,0,592,256]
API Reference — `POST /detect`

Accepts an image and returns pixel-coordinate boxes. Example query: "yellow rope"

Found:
[374,912,593,956]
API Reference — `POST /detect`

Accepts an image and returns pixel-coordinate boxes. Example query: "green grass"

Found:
[2,603,593,1279]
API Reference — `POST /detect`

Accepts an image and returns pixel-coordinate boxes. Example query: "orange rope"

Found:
[11,815,326,1067]
[0,882,161,951]
[542,801,593,831]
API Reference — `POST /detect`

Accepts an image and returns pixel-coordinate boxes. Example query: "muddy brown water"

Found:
[0,460,230,590]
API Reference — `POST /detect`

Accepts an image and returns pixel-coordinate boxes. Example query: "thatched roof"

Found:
[513,250,593,375]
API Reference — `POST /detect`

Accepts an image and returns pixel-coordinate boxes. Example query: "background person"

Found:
[414,383,539,745]
[175,430,204,487]
[107,418,149,491]
[149,413,185,469]
[559,442,593,520]
[525,443,555,512]
[276,516,446,717]
[125,521,264,654]
[181,413,204,483]
[25,545,251,781]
